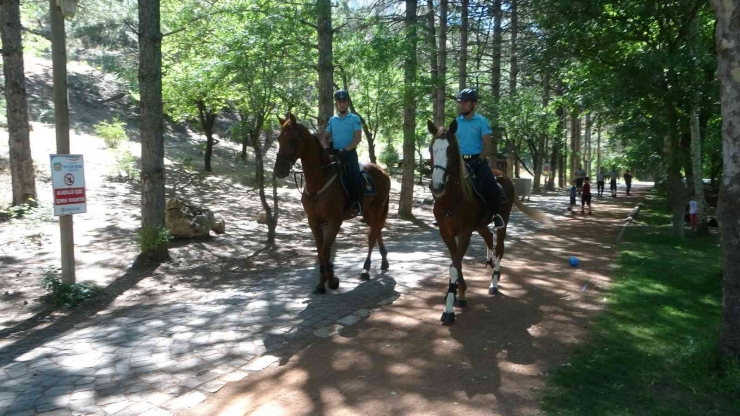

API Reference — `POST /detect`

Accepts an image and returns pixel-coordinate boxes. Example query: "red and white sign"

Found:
[50,154,87,216]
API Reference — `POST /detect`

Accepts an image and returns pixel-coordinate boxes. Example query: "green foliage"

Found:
[114,149,138,180]
[379,143,400,168]
[136,226,172,253]
[95,118,128,149]
[41,270,102,308]
[0,201,53,224]
[180,156,195,172]
[541,194,739,415]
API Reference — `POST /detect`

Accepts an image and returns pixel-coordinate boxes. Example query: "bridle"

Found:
[276,122,338,198]
[276,124,301,170]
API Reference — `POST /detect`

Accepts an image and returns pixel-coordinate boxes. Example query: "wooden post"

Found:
[50,0,75,284]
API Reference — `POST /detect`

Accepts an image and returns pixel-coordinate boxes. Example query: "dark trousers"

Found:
[610,179,617,193]
[342,149,363,205]
[467,157,501,215]
[597,181,605,195]
[625,181,632,195]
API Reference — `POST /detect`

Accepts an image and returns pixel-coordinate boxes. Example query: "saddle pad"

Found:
[339,167,377,196]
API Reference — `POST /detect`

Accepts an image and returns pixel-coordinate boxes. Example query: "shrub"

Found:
[95,118,128,149]
[136,226,172,253]
[379,143,400,168]
[115,149,139,179]
[41,270,102,308]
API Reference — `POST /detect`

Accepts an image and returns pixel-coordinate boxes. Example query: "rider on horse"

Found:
[455,88,506,229]
[323,89,363,216]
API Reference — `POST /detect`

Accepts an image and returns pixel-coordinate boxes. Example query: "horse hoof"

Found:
[360,272,370,281]
[489,287,499,295]
[314,286,326,295]
[440,312,456,325]
[454,299,468,307]
[328,278,340,290]
[381,261,389,271]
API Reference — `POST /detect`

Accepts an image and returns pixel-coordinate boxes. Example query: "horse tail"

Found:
[513,198,554,227]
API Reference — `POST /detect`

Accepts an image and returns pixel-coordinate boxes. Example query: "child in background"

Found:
[689,195,698,229]
[581,177,592,215]
[569,180,577,212]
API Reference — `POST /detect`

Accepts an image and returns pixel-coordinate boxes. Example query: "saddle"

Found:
[463,161,507,204]
[335,155,377,197]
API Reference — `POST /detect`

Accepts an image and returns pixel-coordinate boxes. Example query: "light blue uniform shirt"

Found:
[326,113,362,150]
[456,113,492,156]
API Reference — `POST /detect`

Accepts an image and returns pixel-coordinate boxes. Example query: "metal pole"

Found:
[50,0,75,284]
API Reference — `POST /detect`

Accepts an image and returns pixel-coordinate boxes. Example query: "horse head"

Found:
[275,112,304,178]
[427,119,472,199]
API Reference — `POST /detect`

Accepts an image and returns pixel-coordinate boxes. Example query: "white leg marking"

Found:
[494,256,501,272]
[431,139,449,193]
[489,256,501,290]
[445,265,458,313]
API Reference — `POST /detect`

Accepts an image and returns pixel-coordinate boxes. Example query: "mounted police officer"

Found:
[323,89,363,216]
[455,88,506,229]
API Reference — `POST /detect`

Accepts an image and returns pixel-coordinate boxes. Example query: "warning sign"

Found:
[50,154,87,216]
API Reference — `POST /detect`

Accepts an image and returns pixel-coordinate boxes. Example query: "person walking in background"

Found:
[596,167,606,197]
[689,195,698,229]
[623,170,633,195]
[568,180,577,212]
[575,166,586,195]
[581,177,592,215]
[609,165,619,198]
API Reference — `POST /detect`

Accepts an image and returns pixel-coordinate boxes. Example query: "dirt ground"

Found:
[182,187,646,416]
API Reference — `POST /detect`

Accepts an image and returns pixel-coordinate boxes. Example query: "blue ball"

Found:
[569,256,580,267]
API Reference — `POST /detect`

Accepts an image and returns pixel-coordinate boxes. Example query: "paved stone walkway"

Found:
[0,195,555,416]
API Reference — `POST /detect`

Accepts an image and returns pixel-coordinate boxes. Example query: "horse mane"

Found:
[294,122,332,165]
[445,131,474,201]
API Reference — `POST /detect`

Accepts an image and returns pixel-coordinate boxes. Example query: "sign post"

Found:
[50,155,85,285]
[50,0,76,284]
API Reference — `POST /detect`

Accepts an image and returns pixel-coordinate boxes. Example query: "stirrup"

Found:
[492,214,506,229]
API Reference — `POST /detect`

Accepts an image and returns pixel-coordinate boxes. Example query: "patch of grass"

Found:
[95,118,128,149]
[41,270,102,308]
[114,148,139,180]
[0,201,53,224]
[541,194,739,416]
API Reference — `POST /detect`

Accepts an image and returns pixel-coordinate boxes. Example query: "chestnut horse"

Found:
[428,120,550,324]
[274,113,391,294]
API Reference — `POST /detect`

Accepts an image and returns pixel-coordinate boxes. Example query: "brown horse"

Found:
[274,113,392,294]
[427,119,550,324]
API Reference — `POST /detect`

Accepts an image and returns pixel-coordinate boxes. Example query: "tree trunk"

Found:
[427,0,438,119]
[250,127,277,246]
[558,152,565,188]
[506,0,518,177]
[317,0,333,136]
[399,0,418,218]
[509,0,518,97]
[711,0,740,362]
[197,101,217,172]
[569,110,577,181]
[596,119,602,174]
[459,0,468,90]
[533,68,549,193]
[585,113,592,176]
[664,100,687,238]
[434,0,448,127]
[1,0,37,207]
[138,0,168,261]
[487,0,502,167]
[690,12,709,237]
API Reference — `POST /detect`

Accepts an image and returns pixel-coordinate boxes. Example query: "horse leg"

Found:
[323,220,342,290]
[308,218,327,294]
[361,228,379,281]
[441,231,472,324]
[378,231,389,271]
[490,226,507,295]
[452,231,473,309]
[477,225,499,295]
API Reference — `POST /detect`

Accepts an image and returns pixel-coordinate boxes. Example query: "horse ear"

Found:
[288,112,297,126]
[427,120,438,136]
[277,115,286,126]
[448,119,458,135]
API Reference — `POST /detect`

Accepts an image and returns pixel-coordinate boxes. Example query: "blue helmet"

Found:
[334,89,350,101]
[457,88,479,102]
